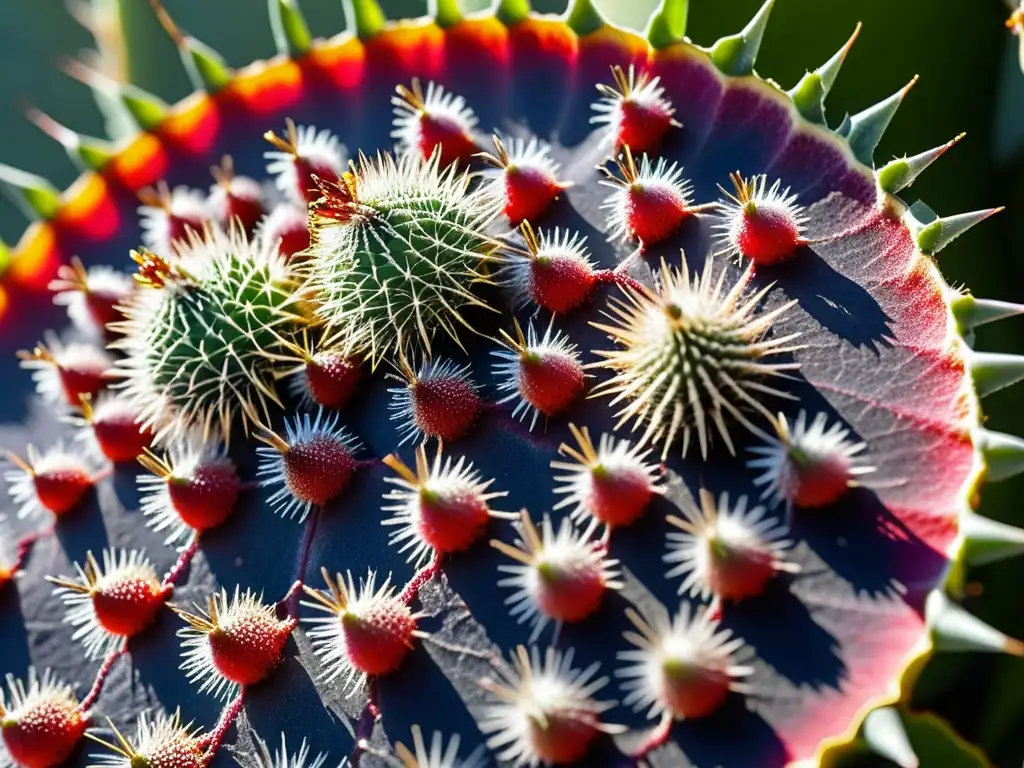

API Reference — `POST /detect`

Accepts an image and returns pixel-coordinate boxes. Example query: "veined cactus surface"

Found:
[0,1,1022,766]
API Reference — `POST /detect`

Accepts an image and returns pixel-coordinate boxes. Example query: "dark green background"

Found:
[1,0,1023,763]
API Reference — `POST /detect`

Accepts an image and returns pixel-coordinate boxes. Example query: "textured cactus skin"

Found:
[0,1,1020,767]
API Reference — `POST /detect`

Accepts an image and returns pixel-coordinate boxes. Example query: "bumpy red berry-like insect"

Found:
[259,202,311,259]
[209,156,265,233]
[747,411,875,520]
[264,118,345,204]
[388,357,483,445]
[714,172,808,265]
[382,443,511,566]
[4,443,95,519]
[591,64,681,153]
[0,668,87,768]
[599,147,696,246]
[47,548,171,659]
[256,409,362,522]
[48,257,133,336]
[665,489,798,603]
[17,335,112,407]
[552,423,664,530]
[86,710,206,768]
[617,602,752,721]
[173,587,296,701]
[492,509,620,641]
[479,645,623,766]
[499,222,597,315]
[287,336,364,410]
[392,79,479,168]
[137,182,210,255]
[479,134,570,225]
[302,568,424,697]
[138,438,242,546]
[492,318,586,431]
[71,394,154,463]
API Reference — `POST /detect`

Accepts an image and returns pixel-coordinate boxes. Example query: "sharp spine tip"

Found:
[961,511,1024,566]
[928,591,1024,656]
[429,0,463,28]
[974,428,1024,483]
[916,207,1002,255]
[146,0,233,92]
[269,0,312,57]
[494,0,531,26]
[950,294,1024,332]
[709,0,775,77]
[343,0,387,40]
[565,0,606,37]
[847,76,918,165]
[788,23,861,124]
[861,708,919,768]
[968,350,1024,398]
[25,107,113,172]
[645,0,689,49]
[877,133,966,194]
[0,164,62,220]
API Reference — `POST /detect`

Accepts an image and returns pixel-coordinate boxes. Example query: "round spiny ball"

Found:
[112,229,304,443]
[590,256,801,459]
[307,150,501,367]
[1,669,86,768]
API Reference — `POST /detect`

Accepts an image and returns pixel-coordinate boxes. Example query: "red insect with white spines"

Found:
[747,410,876,523]
[0,668,87,768]
[492,509,621,642]
[599,147,700,247]
[138,437,242,546]
[392,79,479,168]
[264,119,346,204]
[71,393,154,464]
[382,443,511,567]
[173,587,296,701]
[259,202,311,260]
[47,548,171,659]
[137,182,211,255]
[256,409,362,522]
[499,222,598,315]
[302,568,425,698]
[18,335,113,408]
[479,134,571,225]
[286,335,364,411]
[591,64,681,153]
[4,443,96,520]
[388,357,483,445]
[491,318,587,431]
[209,155,265,233]
[479,644,624,766]
[664,489,799,603]
[48,257,133,336]
[617,602,753,721]
[714,172,809,265]
[552,423,664,531]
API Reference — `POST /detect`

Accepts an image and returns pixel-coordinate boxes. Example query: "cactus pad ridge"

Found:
[0,1,1021,766]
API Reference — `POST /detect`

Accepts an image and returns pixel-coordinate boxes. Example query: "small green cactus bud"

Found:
[112,230,305,443]
[307,150,501,367]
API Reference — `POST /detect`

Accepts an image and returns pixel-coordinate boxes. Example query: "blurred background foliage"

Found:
[0,0,1023,763]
